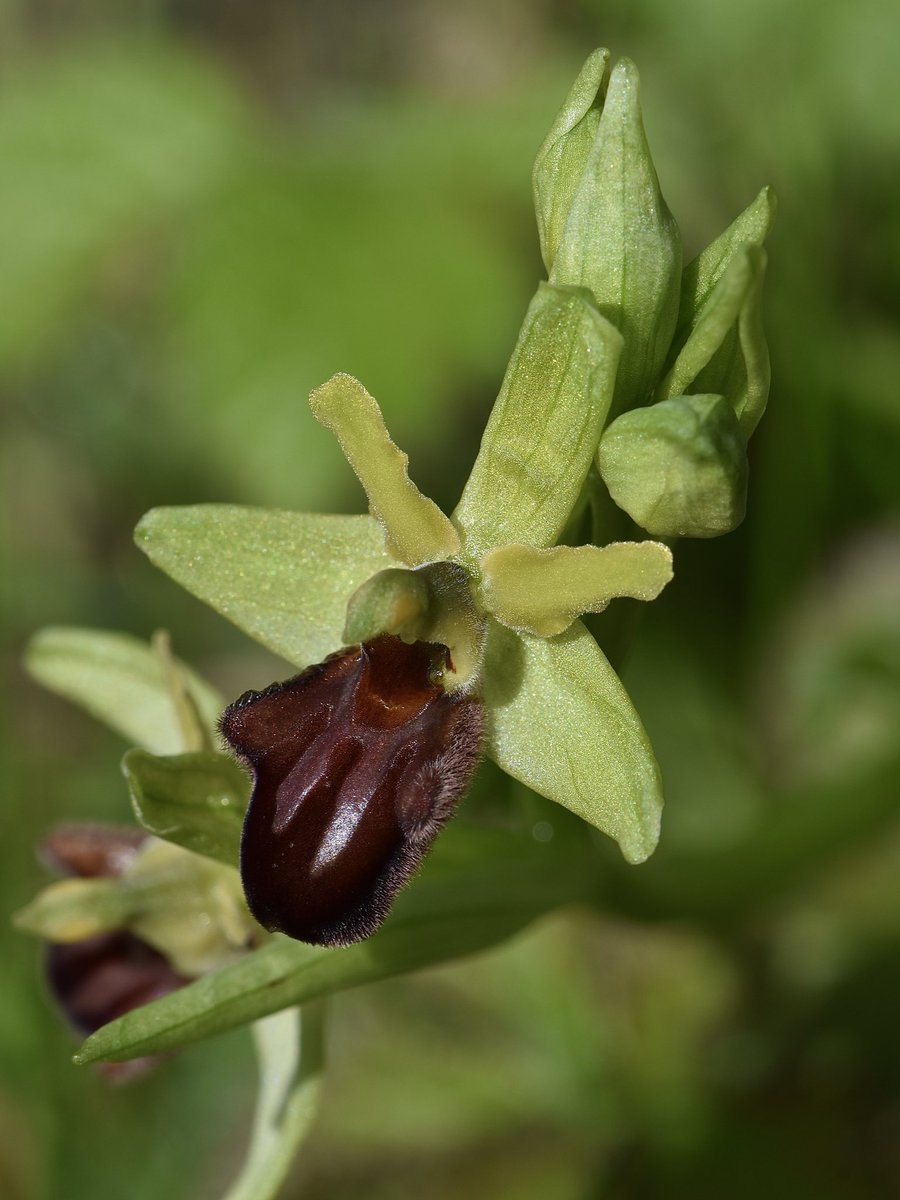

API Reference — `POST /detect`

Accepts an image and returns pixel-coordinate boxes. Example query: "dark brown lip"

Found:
[222,635,484,947]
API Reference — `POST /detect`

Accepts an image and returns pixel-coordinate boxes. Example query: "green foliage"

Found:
[123,750,249,867]
[4,5,900,1200]
[24,627,222,754]
[75,824,594,1064]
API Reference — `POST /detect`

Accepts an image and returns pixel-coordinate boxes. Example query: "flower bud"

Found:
[547,57,682,415]
[597,393,748,538]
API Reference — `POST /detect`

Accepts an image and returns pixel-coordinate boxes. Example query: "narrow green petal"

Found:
[676,185,776,343]
[481,541,673,637]
[135,505,393,668]
[454,283,622,559]
[24,626,223,754]
[122,749,250,868]
[221,1006,323,1200]
[310,373,460,566]
[532,48,610,273]
[483,619,663,863]
[551,58,682,414]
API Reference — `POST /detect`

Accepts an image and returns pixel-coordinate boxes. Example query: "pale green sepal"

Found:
[13,877,140,942]
[480,541,673,636]
[221,1005,324,1200]
[657,247,756,402]
[74,825,594,1063]
[551,58,682,414]
[675,185,776,343]
[135,506,393,668]
[598,394,748,538]
[483,618,662,863]
[532,48,610,273]
[122,749,250,868]
[309,373,460,566]
[24,627,223,755]
[454,283,622,559]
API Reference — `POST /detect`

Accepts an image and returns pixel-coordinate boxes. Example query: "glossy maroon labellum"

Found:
[38,823,187,1082]
[221,635,484,948]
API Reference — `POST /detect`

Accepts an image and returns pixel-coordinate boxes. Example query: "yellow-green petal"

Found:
[480,541,673,637]
[309,373,460,566]
[483,619,663,863]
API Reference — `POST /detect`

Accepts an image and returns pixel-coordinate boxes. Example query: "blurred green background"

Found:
[2,1,900,1197]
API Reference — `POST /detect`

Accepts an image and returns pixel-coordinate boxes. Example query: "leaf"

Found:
[74,826,593,1063]
[550,58,682,414]
[221,1006,324,1200]
[454,283,622,559]
[480,541,673,636]
[309,373,460,565]
[134,506,394,668]
[24,627,223,754]
[122,750,250,867]
[483,619,663,863]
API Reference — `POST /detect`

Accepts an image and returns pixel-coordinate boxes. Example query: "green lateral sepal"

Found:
[24,626,223,755]
[483,619,663,863]
[123,749,250,868]
[135,506,393,668]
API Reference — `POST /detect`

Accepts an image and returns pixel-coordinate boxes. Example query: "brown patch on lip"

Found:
[222,635,484,947]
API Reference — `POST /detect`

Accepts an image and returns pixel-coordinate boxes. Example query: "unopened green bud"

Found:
[659,245,770,438]
[533,48,610,273]
[549,57,681,415]
[597,394,748,538]
[663,188,775,437]
[675,186,775,344]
